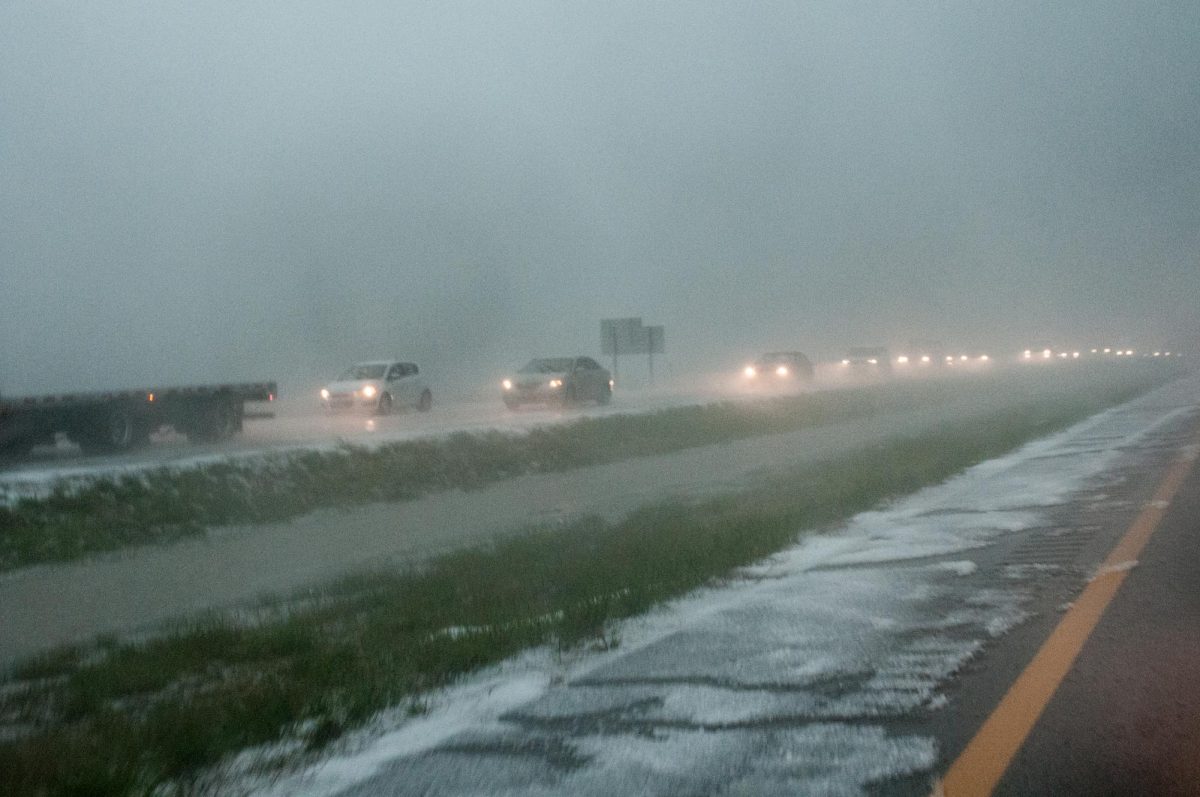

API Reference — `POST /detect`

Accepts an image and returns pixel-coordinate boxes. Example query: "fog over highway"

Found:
[3,1,1199,398]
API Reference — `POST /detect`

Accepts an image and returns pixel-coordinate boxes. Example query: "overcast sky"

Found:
[3,1,1198,394]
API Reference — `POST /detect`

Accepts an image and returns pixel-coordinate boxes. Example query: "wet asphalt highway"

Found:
[253,376,1200,796]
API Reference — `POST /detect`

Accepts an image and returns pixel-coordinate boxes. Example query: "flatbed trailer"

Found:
[0,381,277,455]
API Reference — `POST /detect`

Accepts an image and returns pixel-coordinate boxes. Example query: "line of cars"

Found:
[738,343,994,387]
[737,339,1172,388]
[319,356,615,415]
[323,340,1180,418]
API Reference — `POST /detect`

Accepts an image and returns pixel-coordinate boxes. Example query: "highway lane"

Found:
[0,365,961,499]
[947,421,1200,795]
[0,378,757,498]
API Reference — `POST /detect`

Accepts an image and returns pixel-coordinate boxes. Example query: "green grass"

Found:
[0,364,1179,572]
[0,371,1168,795]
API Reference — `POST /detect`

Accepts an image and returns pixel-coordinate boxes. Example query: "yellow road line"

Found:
[935,434,1200,797]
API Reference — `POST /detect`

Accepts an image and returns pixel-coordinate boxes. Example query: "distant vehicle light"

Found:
[841,359,851,365]
[609,379,615,388]
[361,385,377,398]
[501,379,513,391]
[549,379,563,389]
[945,356,954,363]
[1091,349,1098,354]
[320,388,330,399]
[979,354,989,361]
[1072,352,1080,358]
[1115,351,1123,356]
[1126,349,1134,356]
[921,355,931,363]
[1058,352,1068,358]
[1023,350,1032,359]
[1154,351,1161,356]
[1103,348,1112,353]
[744,366,757,378]
[867,358,878,365]
[776,365,789,376]
[896,355,909,364]
[147,393,155,402]
[960,355,969,361]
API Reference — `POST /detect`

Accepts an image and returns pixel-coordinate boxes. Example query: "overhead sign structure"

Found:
[600,318,666,384]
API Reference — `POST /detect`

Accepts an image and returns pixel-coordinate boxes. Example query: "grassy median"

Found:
[0,369,1171,796]
[0,364,1178,572]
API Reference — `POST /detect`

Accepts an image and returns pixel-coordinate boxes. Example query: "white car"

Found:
[320,361,432,415]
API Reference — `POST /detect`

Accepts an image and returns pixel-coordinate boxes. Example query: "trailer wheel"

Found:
[0,437,33,459]
[77,406,139,453]
[185,399,240,443]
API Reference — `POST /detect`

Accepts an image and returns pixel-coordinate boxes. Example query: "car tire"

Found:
[417,390,432,412]
[377,393,393,416]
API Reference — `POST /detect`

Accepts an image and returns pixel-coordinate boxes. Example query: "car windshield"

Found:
[338,364,387,380]
[518,358,573,374]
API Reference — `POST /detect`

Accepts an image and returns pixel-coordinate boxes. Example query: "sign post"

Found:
[646,325,665,385]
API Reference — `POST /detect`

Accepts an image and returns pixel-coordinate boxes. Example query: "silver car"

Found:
[320,360,433,415]
[501,357,613,409]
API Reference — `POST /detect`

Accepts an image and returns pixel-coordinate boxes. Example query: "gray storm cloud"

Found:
[2,1,1198,395]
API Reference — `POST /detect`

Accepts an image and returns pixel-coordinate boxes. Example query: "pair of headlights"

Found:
[501,379,562,390]
[319,385,377,400]
[744,366,789,378]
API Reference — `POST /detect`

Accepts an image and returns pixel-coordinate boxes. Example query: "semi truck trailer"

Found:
[0,381,277,456]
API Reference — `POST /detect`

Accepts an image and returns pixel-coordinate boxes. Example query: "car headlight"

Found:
[896,356,909,365]
[841,359,850,366]
[320,388,330,400]
[776,365,789,376]
[502,379,513,391]
[549,379,563,389]
[866,358,878,365]
[361,384,377,398]
[744,366,757,378]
